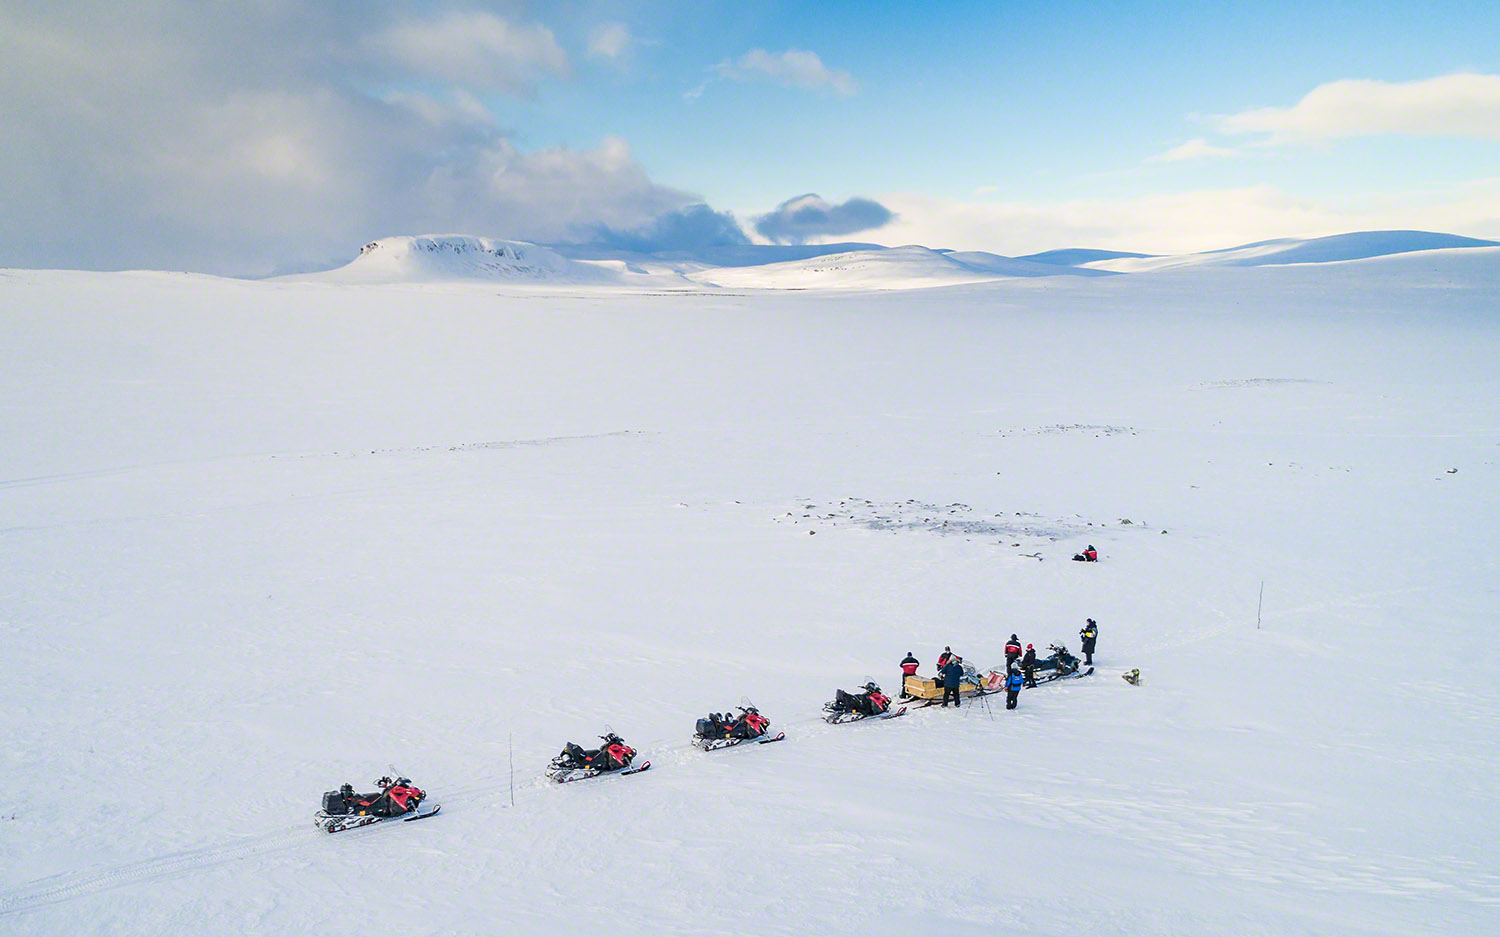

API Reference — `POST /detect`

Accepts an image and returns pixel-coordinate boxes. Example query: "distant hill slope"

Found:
[940,250,1116,277]
[1016,248,1155,266]
[685,245,1108,289]
[552,242,886,270]
[1086,230,1500,272]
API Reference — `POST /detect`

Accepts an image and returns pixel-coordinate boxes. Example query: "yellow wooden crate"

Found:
[903,674,983,699]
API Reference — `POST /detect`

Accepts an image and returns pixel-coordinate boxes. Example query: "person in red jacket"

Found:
[937,646,953,669]
[1004,634,1022,668]
[899,651,920,698]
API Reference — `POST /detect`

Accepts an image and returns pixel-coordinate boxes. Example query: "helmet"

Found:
[1026,643,1034,649]
[1010,633,1018,640]
[1087,618,1096,625]
[864,681,879,693]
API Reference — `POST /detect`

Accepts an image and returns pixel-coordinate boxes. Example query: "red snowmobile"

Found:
[693,705,783,751]
[315,776,439,833]
[548,731,649,783]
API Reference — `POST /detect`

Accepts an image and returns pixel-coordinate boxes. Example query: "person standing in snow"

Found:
[1004,634,1022,669]
[1021,643,1038,687]
[899,651,920,698]
[940,655,964,708]
[937,646,953,669]
[1005,667,1024,710]
[1080,618,1098,666]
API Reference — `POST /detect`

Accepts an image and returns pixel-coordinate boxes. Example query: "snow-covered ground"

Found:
[2,246,1498,936]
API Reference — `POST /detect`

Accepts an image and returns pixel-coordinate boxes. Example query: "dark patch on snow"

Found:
[775,497,1093,545]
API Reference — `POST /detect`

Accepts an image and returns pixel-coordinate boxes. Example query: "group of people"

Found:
[900,618,1101,712]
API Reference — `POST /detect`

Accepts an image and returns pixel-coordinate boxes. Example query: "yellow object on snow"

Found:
[903,674,986,699]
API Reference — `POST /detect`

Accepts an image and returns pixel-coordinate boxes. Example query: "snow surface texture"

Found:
[2,245,1499,936]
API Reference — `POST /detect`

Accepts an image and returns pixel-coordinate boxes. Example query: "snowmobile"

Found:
[823,682,905,724]
[315,776,439,834]
[1072,544,1099,562]
[693,704,784,751]
[1029,643,1095,684]
[547,731,650,783]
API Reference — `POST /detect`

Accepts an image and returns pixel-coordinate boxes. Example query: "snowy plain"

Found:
[2,243,1498,936]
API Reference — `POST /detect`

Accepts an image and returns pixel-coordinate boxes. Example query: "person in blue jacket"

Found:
[940,655,965,708]
[1005,667,1024,710]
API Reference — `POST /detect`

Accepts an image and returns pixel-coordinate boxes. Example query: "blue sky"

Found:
[524,1,1496,203]
[2,0,1497,272]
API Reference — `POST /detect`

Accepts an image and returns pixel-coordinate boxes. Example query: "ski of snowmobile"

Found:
[1029,666,1094,686]
[316,802,441,834]
[909,690,999,709]
[550,761,652,784]
[824,705,907,725]
[694,731,786,751]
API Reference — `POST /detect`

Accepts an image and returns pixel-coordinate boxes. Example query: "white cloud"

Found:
[588,22,632,61]
[867,183,1500,256]
[383,88,496,127]
[1215,73,1500,143]
[366,11,569,95]
[1147,138,1238,162]
[713,48,856,96]
[0,4,702,275]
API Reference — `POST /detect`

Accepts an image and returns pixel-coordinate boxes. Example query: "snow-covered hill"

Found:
[300,235,631,284]
[2,252,1497,936]
[1085,229,1499,272]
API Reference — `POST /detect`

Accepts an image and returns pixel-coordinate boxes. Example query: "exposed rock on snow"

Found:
[776,498,1097,543]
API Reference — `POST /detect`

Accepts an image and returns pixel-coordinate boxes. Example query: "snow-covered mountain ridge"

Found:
[291,229,1498,290]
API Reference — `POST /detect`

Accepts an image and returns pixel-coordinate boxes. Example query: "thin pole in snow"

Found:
[1257,580,1264,630]
[508,732,515,808]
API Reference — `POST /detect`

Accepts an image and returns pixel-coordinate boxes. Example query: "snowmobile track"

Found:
[0,824,312,918]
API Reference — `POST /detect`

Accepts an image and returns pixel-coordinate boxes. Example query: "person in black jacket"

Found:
[1080,618,1098,665]
[899,652,920,698]
[940,656,964,708]
[1021,643,1038,687]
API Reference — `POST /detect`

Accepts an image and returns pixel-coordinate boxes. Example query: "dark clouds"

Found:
[588,204,749,252]
[753,194,894,244]
[0,2,702,275]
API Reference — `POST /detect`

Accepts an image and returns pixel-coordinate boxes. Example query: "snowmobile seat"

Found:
[320,790,350,816]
